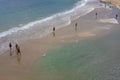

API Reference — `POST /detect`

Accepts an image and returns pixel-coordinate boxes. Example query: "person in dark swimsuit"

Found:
[15,44,21,56]
[95,12,98,19]
[75,22,78,32]
[116,14,118,20]
[53,27,56,37]
[9,42,12,56]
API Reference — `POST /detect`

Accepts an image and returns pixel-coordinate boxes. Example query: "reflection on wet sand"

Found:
[17,54,21,64]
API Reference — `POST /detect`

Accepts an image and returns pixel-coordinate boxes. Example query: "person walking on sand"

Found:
[53,26,56,37]
[116,14,118,20]
[75,22,78,32]
[9,42,12,56]
[15,44,21,56]
[95,12,98,19]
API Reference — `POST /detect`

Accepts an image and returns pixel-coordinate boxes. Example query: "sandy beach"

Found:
[102,0,120,8]
[0,0,120,80]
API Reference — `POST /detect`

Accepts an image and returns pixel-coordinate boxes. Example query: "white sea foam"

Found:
[0,0,95,55]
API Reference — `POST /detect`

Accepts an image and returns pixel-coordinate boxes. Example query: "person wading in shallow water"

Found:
[9,42,12,56]
[53,27,56,37]
[15,44,21,56]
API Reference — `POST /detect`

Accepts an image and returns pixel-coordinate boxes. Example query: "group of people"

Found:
[95,12,118,19]
[52,13,119,37]
[52,22,78,37]
[95,12,119,20]
[9,43,21,56]
[98,1,119,20]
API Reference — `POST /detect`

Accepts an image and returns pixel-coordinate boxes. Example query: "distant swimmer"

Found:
[75,22,78,32]
[53,27,56,37]
[15,44,21,56]
[9,42,12,56]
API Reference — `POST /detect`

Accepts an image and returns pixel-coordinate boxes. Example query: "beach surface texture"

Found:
[0,0,120,80]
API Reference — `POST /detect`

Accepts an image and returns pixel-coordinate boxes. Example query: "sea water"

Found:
[0,0,79,32]
[33,28,120,80]
[0,0,95,54]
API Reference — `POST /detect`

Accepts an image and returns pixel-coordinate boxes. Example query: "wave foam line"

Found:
[0,0,88,38]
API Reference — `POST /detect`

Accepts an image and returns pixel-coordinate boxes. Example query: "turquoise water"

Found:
[32,39,103,80]
[32,28,120,80]
[0,0,80,32]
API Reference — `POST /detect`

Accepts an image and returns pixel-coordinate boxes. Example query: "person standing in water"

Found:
[15,44,21,56]
[53,27,56,37]
[9,42,12,56]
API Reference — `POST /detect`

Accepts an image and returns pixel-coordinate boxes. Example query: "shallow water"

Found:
[32,28,120,80]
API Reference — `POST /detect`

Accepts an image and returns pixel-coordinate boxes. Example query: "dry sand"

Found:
[102,0,120,8]
[0,1,119,80]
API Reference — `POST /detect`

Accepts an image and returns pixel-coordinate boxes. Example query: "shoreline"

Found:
[0,0,120,80]
[0,0,89,55]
